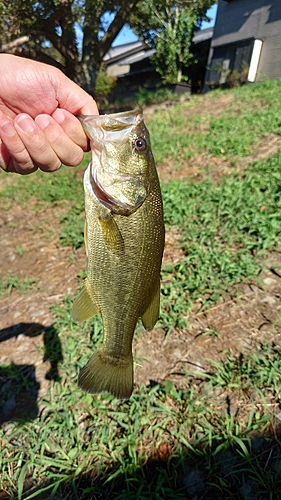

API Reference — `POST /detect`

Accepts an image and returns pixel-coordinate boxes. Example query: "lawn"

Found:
[1,79,281,499]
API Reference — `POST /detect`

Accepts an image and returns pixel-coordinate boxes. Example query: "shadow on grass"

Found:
[2,325,281,499]
[0,322,62,424]
[13,423,281,500]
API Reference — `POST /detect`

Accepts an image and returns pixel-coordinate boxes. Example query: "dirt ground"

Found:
[1,103,281,425]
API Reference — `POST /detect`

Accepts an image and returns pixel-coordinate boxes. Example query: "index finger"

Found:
[54,75,99,116]
[51,109,90,151]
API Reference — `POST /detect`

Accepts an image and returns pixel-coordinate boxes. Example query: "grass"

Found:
[1,309,281,499]
[147,78,281,165]
[160,150,281,327]
[0,274,38,295]
[1,79,281,498]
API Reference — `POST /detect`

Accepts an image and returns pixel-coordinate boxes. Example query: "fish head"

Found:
[79,107,155,215]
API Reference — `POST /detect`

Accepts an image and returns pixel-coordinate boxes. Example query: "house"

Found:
[104,40,158,102]
[104,40,151,78]
[204,0,281,89]
[104,28,213,98]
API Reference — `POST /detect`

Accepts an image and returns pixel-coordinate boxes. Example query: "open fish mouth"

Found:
[77,107,144,154]
[91,171,117,210]
[89,161,147,214]
[79,108,148,214]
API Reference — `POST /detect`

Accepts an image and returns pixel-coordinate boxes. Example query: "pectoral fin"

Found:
[98,214,124,251]
[72,284,99,322]
[141,281,160,330]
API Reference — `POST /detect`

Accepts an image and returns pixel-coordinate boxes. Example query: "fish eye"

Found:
[133,137,147,152]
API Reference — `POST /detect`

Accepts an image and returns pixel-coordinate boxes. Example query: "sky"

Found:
[112,3,218,47]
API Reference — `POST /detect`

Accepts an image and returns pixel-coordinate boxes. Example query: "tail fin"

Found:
[78,349,133,399]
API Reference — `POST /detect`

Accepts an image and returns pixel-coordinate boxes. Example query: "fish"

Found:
[72,107,165,399]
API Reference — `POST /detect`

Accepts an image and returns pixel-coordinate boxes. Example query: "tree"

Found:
[153,5,198,84]
[0,0,216,91]
[130,0,216,84]
[0,0,140,94]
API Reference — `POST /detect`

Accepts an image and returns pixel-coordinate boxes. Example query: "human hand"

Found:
[0,54,98,174]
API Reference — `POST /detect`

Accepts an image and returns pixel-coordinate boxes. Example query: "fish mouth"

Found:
[81,107,147,215]
[77,107,143,131]
[85,146,123,212]
[91,170,119,211]
[90,163,146,215]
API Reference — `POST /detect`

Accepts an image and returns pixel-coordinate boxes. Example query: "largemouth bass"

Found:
[72,107,164,399]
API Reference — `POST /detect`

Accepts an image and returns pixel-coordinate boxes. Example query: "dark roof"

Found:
[104,27,214,66]
[119,48,156,66]
[104,41,148,65]
[193,27,214,43]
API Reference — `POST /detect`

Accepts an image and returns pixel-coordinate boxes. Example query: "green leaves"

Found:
[152,7,197,84]
[130,0,215,84]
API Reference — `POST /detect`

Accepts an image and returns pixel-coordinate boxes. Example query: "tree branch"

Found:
[98,0,140,59]
[15,46,66,72]
[1,36,30,52]
[43,25,76,62]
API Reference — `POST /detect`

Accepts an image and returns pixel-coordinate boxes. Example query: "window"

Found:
[208,38,254,85]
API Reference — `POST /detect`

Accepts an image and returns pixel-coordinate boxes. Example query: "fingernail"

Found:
[0,120,15,137]
[52,108,65,124]
[17,115,35,133]
[35,115,51,130]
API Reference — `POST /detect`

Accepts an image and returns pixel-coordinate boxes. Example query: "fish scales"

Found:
[72,107,164,399]
[86,187,162,355]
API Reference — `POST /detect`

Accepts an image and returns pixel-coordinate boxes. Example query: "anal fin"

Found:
[141,281,160,330]
[72,284,99,322]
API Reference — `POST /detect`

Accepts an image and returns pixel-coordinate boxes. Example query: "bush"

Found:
[95,64,117,105]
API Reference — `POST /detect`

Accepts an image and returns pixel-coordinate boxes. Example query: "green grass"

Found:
[160,150,281,327]
[0,162,86,205]
[2,79,281,499]
[0,274,38,295]
[0,160,87,248]
[148,78,281,164]
[1,301,281,499]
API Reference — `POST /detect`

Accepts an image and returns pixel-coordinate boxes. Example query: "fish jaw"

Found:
[86,155,147,215]
[84,160,120,213]
[79,108,151,215]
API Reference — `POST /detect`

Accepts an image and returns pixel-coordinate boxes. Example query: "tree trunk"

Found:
[177,67,182,83]
[80,0,140,94]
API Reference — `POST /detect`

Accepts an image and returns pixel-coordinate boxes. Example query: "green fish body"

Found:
[72,108,164,399]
